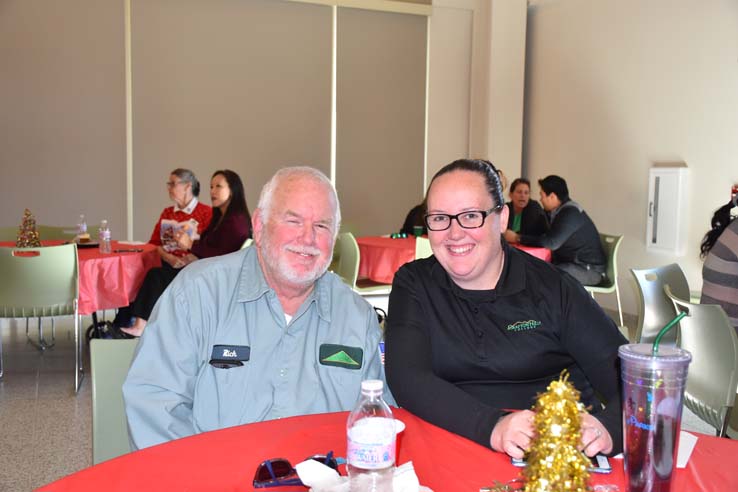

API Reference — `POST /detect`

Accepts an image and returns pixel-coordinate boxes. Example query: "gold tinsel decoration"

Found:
[522,371,591,492]
[16,209,41,248]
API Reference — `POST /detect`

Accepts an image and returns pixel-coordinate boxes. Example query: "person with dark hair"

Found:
[700,198,738,331]
[399,202,427,236]
[507,175,605,286]
[502,178,548,240]
[385,159,625,461]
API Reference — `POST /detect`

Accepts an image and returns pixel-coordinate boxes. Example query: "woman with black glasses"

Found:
[384,159,626,459]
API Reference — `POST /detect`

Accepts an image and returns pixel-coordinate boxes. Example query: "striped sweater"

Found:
[701,218,738,331]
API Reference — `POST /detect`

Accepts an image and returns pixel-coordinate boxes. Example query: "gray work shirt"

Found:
[123,246,391,450]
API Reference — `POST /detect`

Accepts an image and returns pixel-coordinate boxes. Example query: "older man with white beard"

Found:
[123,166,390,450]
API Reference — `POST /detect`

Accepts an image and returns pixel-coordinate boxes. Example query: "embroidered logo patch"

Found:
[507,320,542,332]
[319,344,363,370]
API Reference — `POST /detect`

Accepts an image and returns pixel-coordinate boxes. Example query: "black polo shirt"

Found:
[385,240,626,454]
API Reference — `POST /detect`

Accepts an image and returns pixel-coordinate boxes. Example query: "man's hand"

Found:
[579,413,613,456]
[490,410,536,459]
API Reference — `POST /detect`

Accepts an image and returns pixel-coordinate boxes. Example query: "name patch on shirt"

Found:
[209,344,250,369]
[319,344,363,370]
[507,320,542,332]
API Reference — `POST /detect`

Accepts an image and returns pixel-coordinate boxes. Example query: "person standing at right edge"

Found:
[506,175,606,286]
[384,159,626,460]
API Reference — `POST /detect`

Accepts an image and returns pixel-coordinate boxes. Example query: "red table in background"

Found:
[76,241,161,315]
[356,236,552,284]
[38,408,738,491]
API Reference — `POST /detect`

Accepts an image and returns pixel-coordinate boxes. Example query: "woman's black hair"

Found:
[207,169,251,235]
[509,178,531,194]
[700,199,737,258]
[428,159,505,210]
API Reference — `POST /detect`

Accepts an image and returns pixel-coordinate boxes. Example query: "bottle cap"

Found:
[361,379,384,393]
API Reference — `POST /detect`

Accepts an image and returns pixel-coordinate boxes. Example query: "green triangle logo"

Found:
[323,350,360,366]
[319,344,363,370]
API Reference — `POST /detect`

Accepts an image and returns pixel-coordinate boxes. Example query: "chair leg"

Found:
[718,407,732,438]
[614,283,624,328]
[0,326,4,378]
[75,311,84,393]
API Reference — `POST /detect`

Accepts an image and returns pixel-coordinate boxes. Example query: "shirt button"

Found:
[473,307,479,314]
[476,331,483,338]
[279,369,287,377]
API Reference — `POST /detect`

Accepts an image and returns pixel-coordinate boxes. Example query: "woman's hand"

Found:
[490,410,536,459]
[175,229,193,250]
[159,248,185,269]
[579,413,613,457]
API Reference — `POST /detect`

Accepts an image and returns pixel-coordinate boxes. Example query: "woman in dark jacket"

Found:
[504,178,548,237]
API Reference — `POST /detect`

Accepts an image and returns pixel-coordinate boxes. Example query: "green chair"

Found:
[0,226,18,242]
[0,243,83,391]
[583,233,624,329]
[90,338,139,464]
[630,263,689,345]
[334,232,392,295]
[36,225,77,241]
[414,236,433,259]
[665,285,738,437]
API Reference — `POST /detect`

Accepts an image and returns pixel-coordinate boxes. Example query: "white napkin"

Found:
[117,240,146,245]
[296,460,433,492]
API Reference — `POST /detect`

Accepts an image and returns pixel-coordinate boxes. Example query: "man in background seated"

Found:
[507,175,605,286]
[123,166,391,450]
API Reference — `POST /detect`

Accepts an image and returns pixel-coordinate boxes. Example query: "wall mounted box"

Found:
[646,166,689,255]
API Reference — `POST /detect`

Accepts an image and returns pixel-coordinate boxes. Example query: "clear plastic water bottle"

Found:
[99,219,112,254]
[347,380,395,492]
[77,214,87,236]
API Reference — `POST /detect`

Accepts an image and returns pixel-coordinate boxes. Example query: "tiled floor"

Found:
[0,310,721,491]
[0,317,92,491]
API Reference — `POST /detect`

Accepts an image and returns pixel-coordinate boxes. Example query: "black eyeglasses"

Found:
[424,208,499,231]
[253,451,344,488]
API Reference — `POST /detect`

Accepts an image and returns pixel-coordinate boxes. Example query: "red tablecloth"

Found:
[356,236,551,284]
[37,408,738,491]
[1,241,160,315]
[76,241,160,315]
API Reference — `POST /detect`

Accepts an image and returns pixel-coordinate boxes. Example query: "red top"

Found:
[148,202,212,257]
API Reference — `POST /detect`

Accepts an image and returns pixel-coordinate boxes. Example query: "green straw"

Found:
[652,311,688,355]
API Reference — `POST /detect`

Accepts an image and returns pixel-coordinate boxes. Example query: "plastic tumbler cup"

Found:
[619,344,692,492]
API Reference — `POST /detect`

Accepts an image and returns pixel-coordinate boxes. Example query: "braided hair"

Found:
[428,159,505,210]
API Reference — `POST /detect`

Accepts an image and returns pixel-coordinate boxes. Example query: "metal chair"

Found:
[630,263,690,345]
[0,243,83,392]
[90,338,139,463]
[584,233,624,328]
[414,236,433,259]
[665,285,738,437]
[334,232,391,295]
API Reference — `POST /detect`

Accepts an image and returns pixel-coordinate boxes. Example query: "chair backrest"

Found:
[598,233,623,287]
[91,338,139,464]
[665,286,738,436]
[0,244,79,317]
[0,225,18,242]
[630,263,689,345]
[333,232,360,288]
[414,236,433,259]
[36,225,77,241]
[241,238,253,249]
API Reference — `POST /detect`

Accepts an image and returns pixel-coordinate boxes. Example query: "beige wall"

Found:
[524,0,738,314]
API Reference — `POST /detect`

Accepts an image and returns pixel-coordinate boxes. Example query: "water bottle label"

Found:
[100,230,111,240]
[347,418,396,469]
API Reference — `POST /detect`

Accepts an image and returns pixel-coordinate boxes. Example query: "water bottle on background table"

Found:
[99,219,111,254]
[347,379,395,492]
[77,214,87,236]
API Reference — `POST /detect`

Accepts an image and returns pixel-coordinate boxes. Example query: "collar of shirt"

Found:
[173,197,199,214]
[235,247,332,322]
[430,239,526,302]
